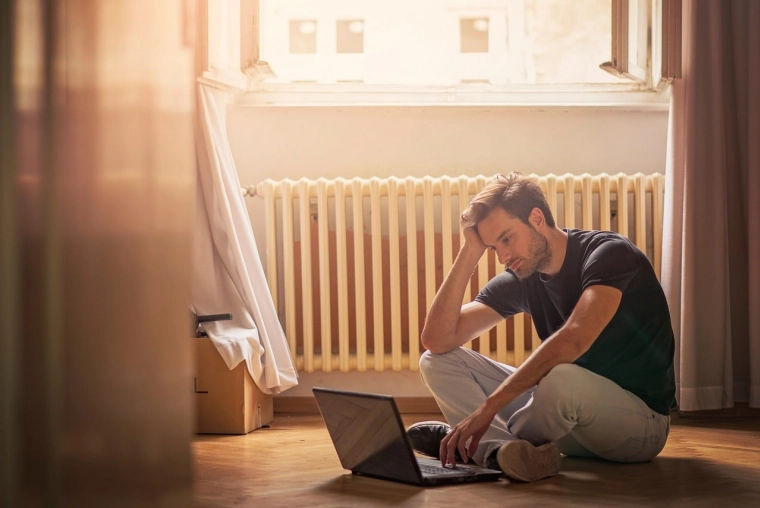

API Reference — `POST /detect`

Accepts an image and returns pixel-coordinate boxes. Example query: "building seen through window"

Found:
[261,0,625,86]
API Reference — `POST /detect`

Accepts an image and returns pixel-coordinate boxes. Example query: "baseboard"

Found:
[275,397,760,417]
[676,403,760,418]
[274,396,441,415]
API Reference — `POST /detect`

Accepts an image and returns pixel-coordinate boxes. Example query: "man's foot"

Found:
[406,421,451,459]
[495,440,560,482]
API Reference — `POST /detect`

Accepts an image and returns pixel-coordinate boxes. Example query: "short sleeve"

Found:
[581,238,640,292]
[474,270,527,318]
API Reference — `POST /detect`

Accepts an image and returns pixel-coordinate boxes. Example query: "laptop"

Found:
[312,387,503,486]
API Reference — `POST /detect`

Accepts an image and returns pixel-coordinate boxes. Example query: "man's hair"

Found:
[460,172,556,229]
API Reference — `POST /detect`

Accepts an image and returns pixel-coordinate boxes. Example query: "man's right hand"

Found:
[461,225,487,254]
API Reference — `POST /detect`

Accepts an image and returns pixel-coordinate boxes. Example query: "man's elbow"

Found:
[419,330,436,352]
[420,330,456,355]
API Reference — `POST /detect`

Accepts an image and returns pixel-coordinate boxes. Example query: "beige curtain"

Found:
[663,0,760,410]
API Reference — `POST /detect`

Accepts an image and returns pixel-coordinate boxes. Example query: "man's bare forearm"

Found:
[420,243,485,353]
[481,285,622,416]
[481,329,585,415]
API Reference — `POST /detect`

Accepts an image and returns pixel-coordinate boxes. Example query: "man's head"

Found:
[462,173,556,278]
[460,172,555,230]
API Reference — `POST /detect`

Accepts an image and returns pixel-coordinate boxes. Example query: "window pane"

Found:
[289,19,317,54]
[337,20,364,53]
[460,18,489,53]
[262,0,625,85]
[526,0,618,84]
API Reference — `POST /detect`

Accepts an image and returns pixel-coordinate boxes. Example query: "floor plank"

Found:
[193,414,760,507]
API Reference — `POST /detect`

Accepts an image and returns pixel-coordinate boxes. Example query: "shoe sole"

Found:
[496,441,560,482]
[406,421,451,459]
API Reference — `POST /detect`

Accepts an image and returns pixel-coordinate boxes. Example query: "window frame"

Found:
[600,0,682,90]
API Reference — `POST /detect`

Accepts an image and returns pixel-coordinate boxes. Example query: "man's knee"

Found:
[419,349,449,390]
[418,348,463,385]
[420,351,435,371]
[419,350,434,375]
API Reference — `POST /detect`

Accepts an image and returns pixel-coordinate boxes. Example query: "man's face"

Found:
[476,207,551,279]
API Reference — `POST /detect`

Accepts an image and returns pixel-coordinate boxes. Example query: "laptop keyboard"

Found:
[419,463,467,475]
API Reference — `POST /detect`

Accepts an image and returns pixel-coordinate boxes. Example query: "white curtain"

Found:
[193,83,298,395]
[662,0,760,410]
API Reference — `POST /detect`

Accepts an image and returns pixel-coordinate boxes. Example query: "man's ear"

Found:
[530,207,544,228]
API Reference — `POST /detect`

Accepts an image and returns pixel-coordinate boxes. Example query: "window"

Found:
[203,0,681,102]
[336,20,364,54]
[460,18,489,54]
[259,0,625,87]
[602,0,681,88]
[289,20,317,54]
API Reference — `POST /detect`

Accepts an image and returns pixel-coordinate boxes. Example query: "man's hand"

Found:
[461,225,487,254]
[439,403,498,467]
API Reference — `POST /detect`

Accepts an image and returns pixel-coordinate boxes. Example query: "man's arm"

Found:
[439,284,623,466]
[420,228,503,354]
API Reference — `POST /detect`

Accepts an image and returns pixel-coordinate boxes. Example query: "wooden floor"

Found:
[193,413,760,507]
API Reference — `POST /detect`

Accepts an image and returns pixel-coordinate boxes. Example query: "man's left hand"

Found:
[439,404,497,467]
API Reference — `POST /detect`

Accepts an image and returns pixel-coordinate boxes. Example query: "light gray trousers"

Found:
[419,348,670,467]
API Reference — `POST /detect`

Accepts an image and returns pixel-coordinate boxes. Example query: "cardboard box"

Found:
[194,337,273,434]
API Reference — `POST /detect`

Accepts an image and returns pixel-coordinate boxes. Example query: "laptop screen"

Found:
[313,387,422,484]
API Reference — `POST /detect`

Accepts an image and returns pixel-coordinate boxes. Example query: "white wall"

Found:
[228,105,668,182]
[226,104,669,397]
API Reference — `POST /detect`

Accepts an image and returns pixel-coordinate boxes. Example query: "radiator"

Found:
[251,173,665,374]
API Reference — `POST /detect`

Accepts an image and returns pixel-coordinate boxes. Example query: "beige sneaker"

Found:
[496,440,560,482]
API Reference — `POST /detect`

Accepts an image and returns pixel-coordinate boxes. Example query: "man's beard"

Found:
[512,226,552,279]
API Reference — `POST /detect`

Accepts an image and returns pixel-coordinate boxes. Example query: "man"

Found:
[408,172,675,482]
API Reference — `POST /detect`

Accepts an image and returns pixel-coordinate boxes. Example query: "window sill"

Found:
[200,73,671,112]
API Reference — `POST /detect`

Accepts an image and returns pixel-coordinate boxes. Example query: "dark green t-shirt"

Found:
[475,229,676,415]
